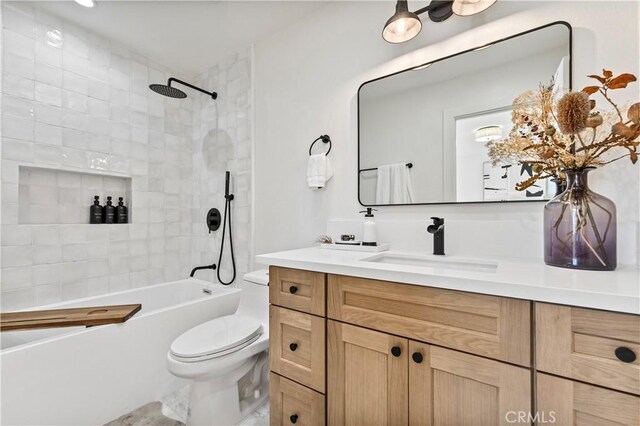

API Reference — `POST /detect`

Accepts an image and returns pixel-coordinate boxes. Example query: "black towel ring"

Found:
[309,135,332,156]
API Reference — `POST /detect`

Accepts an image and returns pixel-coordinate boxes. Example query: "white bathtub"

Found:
[0,278,241,426]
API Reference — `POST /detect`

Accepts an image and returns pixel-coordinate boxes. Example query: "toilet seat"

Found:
[170,315,264,363]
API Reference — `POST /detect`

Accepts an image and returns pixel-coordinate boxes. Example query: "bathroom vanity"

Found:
[260,248,640,426]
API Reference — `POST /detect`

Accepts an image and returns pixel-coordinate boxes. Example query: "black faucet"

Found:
[427,217,445,256]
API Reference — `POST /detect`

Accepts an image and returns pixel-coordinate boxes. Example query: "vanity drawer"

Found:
[270,266,326,316]
[536,303,640,395]
[270,305,326,393]
[537,373,640,425]
[270,372,325,426]
[327,274,530,366]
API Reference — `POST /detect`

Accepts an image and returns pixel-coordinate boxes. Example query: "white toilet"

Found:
[167,270,270,426]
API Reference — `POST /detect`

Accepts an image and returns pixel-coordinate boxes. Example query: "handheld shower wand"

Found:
[217,171,236,285]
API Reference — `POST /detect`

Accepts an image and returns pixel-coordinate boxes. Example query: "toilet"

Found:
[167,270,270,426]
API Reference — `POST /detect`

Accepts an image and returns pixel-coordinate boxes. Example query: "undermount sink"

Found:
[362,252,498,273]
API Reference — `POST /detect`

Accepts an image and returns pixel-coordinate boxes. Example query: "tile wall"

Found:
[1,3,197,309]
[190,48,253,284]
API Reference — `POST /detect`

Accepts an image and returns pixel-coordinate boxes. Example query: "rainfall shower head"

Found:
[149,83,187,99]
[149,77,217,100]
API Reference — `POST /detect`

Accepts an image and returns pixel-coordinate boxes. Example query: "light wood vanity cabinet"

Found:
[268,266,640,426]
[327,321,530,426]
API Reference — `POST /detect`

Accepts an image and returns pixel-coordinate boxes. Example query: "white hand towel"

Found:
[307,153,334,188]
[375,163,414,204]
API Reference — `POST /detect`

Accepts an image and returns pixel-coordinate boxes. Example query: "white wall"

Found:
[254,1,640,265]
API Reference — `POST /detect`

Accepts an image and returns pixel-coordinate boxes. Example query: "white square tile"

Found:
[62,90,88,113]
[34,102,62,125]
[3,73,35,100]
[35,122,63,145]
[1,288,33,311]
[3,53,35,79]
[36,41,62,68]
[62,70,88,95]
[35,62,62,86]
[32,263,61,285]
[1,225,33,246]
[60,261,88,283]
[2,7,36,39]
[2,116,35,141]
[2,138,34,162]
[35,82,62,106]
[2,30,35,60]
[34,144,63,165]
[33,244,61,264]
[33,225,61,245]
[1,266,32,290]
[33,283,62,305]
[1,245,34,267]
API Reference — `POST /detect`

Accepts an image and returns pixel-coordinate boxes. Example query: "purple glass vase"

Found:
[543,168,617,271]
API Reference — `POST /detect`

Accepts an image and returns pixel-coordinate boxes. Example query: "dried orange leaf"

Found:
[588,74,607,84]
[607,73,637,89]
[603,69,613,79]
[612,122,635,138]
[630,150,638,164]
[628,102,640,124]
[582,86,599,95]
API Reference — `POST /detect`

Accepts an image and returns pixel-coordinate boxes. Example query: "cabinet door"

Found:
[269,306,326,393]
[409,341,531,426]
[328,320,408,426]
[537,373,640,426]
[270,372,325,426]
[536,303,639,395]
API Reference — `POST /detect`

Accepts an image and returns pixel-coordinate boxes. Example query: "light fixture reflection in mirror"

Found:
[452,0,496,16]
[474,125,503,142]
[413,63,432,71]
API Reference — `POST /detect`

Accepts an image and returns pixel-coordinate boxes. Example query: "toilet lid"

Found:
[170,315,263,359]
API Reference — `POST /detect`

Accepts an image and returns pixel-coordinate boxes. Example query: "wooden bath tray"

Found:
[0,304,142,332]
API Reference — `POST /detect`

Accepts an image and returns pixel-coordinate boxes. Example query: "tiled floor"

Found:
[104,396,269,426]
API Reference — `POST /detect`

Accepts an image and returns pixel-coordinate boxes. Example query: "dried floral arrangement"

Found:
[487,70,640,192]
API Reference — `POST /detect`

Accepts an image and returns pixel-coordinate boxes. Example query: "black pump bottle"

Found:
[90,196,103,224]
[103,196,116,224]
[116,197,128,224]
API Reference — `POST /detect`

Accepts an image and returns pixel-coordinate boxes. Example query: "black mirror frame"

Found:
[357,21,573,207]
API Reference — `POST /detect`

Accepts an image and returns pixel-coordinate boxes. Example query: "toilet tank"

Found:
[236,269,270,324]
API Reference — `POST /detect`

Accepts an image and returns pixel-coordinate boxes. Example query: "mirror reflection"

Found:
[358,23,571,205]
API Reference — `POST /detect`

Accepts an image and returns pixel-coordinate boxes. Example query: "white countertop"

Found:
[256,247,640,315]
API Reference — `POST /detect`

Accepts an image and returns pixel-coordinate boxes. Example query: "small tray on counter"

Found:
[320,242,389,253]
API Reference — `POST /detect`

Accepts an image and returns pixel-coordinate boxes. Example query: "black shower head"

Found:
[149,83,187,99]
[149,77,217,100]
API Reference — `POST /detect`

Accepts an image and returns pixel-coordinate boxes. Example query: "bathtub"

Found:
[0,278,241,426]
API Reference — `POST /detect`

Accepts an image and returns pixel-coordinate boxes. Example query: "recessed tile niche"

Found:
[18,166,133,225]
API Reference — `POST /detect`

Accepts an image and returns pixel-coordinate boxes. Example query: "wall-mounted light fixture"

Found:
[474,125,503,142]
[382,0,497,43]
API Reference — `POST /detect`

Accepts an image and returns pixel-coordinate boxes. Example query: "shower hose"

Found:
[217,190,236,285]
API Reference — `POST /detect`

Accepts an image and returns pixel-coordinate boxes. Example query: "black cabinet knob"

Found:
[615,347,636,363]
[391,346,402,357]
[289,286,298,294]
[290,414,298,424]
[412,352,423,364]
[289,342,298,352]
